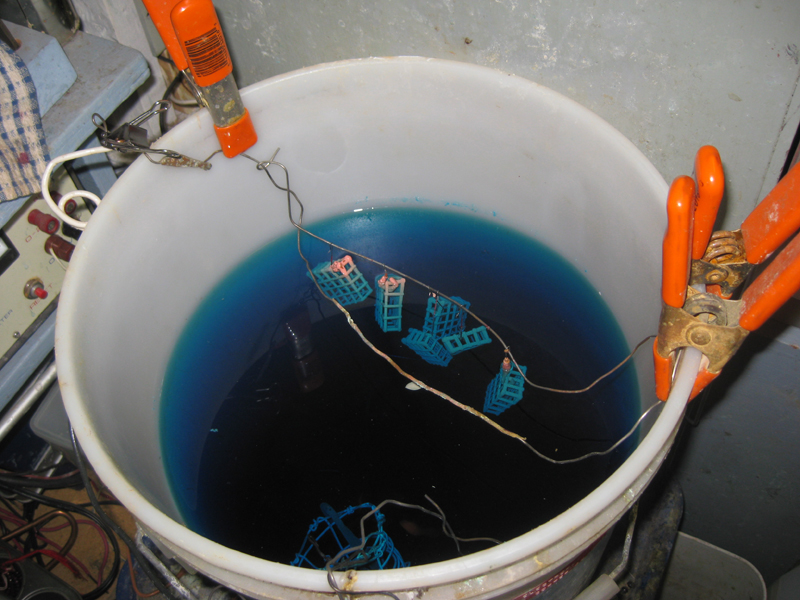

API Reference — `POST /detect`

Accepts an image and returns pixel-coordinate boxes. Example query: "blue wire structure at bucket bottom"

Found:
[291,503,409,570]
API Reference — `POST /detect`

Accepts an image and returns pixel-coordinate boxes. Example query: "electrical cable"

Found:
[160,73,184,136]
[1,510,79,571]
[69,426,185,600]
[41,147,110,230]
[124,544,161,598]
[323,497,499,599]
[49,246,68,270]
[0,485,119,600]
[242,151,662,464]
[241,151,652,396]
[40,518,111,583]
[0,472,84,490]
[0,507,101,583]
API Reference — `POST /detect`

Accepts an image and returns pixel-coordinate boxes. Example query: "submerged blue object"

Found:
[307,255,372,306]
[441,326,492,355]
[401,328,453,366]
[484,363,528,416]
[423,295,470,340]
[291,503,409,570]
[374,274,405,332]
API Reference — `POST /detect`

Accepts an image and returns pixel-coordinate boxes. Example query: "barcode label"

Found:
[184,28,229,78]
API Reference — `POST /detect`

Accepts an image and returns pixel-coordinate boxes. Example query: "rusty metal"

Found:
[156,155,213,170]
[690,260,752,297]
[689,229,753,296]
[655,288,749,374]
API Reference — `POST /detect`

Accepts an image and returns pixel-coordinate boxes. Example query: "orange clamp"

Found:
[691,145,725,261]
[171,0,233,88]
[661,175,696,308]
[741,161,800,265]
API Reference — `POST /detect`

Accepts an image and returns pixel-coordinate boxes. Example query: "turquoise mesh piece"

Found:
[374,274,405,332]
[483,363,528,416]
[422,296,470,340]
[401,328,453,366]
[307,255,372,306]
[441,326,492,355]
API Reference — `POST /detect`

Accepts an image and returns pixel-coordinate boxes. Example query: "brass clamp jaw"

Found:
[655,145,800,402]
[655,287,749,401]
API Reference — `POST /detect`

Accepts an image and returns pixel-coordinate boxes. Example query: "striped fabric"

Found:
[0,40,50,202]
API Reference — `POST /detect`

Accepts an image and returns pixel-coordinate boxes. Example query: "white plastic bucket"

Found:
[56,58,698,600]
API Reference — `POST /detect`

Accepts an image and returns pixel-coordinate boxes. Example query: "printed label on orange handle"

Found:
[662,175,696,308]
[171,0,232,87]
[691,145,725,260]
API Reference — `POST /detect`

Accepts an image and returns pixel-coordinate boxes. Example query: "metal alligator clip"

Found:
[654,147,800,401]
[93,102,213,170]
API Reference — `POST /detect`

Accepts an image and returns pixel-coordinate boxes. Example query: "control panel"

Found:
[0,172,84,367]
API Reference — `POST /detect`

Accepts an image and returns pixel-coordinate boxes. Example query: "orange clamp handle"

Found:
[691,145,725,260]
[741,161,800,265]
[739,230,800,331]
[215,109,258,158]
[689,369,719,401]
[654,339,719,401]
[171,0,233,88]
[141,0,189,71]
[653,340,672,401]
[662,175,697,308]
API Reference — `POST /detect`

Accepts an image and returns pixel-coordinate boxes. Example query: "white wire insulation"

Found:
[41,147,112,230]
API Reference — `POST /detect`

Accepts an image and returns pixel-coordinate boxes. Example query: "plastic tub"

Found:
[56,58,698,600]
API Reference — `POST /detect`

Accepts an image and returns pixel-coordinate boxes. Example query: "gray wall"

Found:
[216,0,800,231]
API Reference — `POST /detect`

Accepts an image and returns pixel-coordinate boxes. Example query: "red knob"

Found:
[34,287,48,300]
[63,199,78,215]
[28,209,59,234]
[45,234,75,262]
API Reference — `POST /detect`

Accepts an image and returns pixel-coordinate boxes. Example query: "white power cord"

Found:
[41,146,112,231]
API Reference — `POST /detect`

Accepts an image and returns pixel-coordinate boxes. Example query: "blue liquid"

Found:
[161,206,638,565]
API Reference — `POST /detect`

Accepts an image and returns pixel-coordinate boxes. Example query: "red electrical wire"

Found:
[41,518,110,582]
[2,549,82,577]
[19,470,80,480]
[0,505,111,583]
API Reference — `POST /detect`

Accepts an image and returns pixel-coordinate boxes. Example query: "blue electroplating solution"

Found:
[161,205,639,566]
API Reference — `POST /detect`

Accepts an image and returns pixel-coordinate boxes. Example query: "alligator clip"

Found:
[654,148,800,401]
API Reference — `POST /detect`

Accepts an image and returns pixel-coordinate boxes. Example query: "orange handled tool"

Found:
[655,152,800,401]
[661,175,696,309]
[691,145,726,261]
[141,0,257,158]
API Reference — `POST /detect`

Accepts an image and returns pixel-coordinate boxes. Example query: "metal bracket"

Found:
[655,287,749,373]
[93,101,213,170]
